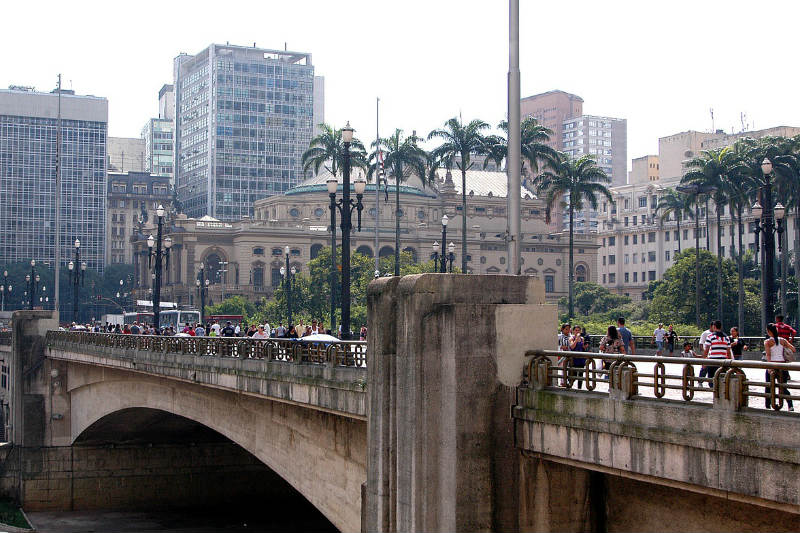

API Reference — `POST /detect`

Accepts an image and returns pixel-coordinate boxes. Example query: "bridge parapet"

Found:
[46,332,367,418]
[515,350,800,516]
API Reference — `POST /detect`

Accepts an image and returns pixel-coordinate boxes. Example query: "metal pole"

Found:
[54,74,62,321]
[440,225,447,273]
[507,0,521,275]
[329,190,337,334]
[375,97,381,277]
[695,200,701,328]
[341,139,352,340]
[763,174,775,328]
[285,251,293,325]
[73,245,79,322]
[153,216,163,331]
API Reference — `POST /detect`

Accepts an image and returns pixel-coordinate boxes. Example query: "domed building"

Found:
[131,169,598,307]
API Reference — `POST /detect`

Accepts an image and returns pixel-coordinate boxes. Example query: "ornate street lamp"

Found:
[432,241,440,271]
[0,270,11,312]
[196,266,210,325]
[25,260,39,311]
[281,247,297,325]
[440,215,449,273]
[68,238,87,322]
[752,158,786,331]
[447,242,456,273]
[328,122,366,339]
[147,204,172,330]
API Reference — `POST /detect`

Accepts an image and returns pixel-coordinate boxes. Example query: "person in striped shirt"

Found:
[774,315,796,342]
[702,320,731,388]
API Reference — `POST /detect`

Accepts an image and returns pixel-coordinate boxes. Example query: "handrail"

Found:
[523,349,799,412]
[45,331,367,368]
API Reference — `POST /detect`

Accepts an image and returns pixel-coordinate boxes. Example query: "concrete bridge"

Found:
[3,275,800,532]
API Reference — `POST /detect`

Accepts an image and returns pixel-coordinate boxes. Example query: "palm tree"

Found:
[301,123,368,177]
[428,117,490,272]
[482,117,559,174]
[532,154,613,319]
[655,188,693,254]
[682,147,741,323]
[371,129,426,276]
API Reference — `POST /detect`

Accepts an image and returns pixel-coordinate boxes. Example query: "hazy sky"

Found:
[4,0,799,168]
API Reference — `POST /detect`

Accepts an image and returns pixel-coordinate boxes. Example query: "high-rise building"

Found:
[0,86,108,271]
[562,115,627,186]
[108,137,145,173]
[520,90,583,151]
[141,85,175,182]
[173,43,320,221]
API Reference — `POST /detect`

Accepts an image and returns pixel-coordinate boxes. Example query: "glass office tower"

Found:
[0,87,108,272]
[174,44,317,221]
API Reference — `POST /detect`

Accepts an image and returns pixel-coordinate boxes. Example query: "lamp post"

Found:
[447,242,455,273]
[25,260,39,311]
[196,267,209,325]
[68,238,86,322]
[0,271,11,312]
[440,215,449,273]
[327,122,366,339]
[752,158,786,332]
[432,241,440,271]
[146,204,172,331]
[281,246,297,325]
[328,180,338,334]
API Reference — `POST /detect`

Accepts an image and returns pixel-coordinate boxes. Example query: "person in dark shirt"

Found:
[221,321,236,337]
[286,325,299,339]
[729,326,747,360]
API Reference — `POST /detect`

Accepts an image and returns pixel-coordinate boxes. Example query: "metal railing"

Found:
[524,349,799,412]
[46,331,367,368]
[582,334,783,352]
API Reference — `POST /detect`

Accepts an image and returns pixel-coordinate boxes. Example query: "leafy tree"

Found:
[481,116,559,175]
[532,154,613,320]
[205,295,257,323]
[428,117,490,272]
[559,282,631,316]
[648,249,761,334]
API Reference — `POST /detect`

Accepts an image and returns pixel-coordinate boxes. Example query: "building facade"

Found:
[173,43,319,221]
[107,137,145,173]
[562,115,627,186]
[106,171,172,265]
[0,86,108,271]
[131,169,598,308]
[141,118,174,178]
[520,90,583,151]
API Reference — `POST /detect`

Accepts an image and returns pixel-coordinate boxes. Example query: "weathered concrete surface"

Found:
[46,340,366,419]
[30,364,366,532]
[364,274,556,532]
[514,387,800,515]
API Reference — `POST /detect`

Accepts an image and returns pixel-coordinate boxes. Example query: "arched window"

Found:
[253,247,264,256]
[378,246,394,258]
[271,247,283,256]
[204,253,226,285]
[402,247,417,263]
[575,264,588,282]
[310,243,323,259]
[356,245,373,258]
[252,265,265,288]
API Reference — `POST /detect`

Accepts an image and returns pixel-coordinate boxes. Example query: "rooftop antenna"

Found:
[253,42,256,47]
[740,112,748,133]
[709,108,714,133]
[284,42,287,51]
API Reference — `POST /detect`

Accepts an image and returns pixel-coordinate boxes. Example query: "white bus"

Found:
[158,309,201,330]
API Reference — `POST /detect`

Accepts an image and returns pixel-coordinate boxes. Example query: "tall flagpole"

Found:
[374,97,380,278]
[54,74,62,318]
[507,0,521,275]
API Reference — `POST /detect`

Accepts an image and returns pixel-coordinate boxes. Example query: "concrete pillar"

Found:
[364,274,556,532]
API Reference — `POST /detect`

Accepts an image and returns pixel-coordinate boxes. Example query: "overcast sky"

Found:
[4,0,799,169]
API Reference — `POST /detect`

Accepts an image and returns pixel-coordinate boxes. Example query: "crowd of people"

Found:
[69,319,368,341]
[557,315,796,411]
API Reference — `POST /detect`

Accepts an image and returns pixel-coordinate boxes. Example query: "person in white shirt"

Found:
[653,324,667,356]
[234,323,241,336]
[252,325,270,339]
[210,321,221,336]
[263,323,271,338]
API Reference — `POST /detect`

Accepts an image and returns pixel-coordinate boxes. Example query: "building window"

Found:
[575,265,587,282]
[648,251,656,262]
[271,268,282,287]
[609,255,616,265]
[289,208,300,218]
[602,256,606,266]
[624,272,629,283]
[633,234,638,245]
[290,248,301,256]
[624,199,630,210]
[665,231,670,242]
[639,196,647,208]
[608,236,615,246]
[720,246,725,257]
[314,207,325,217]
[624,217,629,227]
[624,254,629,264]
[253,247,264,256]
[271,247,283,256]
[683,229,689,240]
[603,274,607,284]
[648,271,656,281]
[648,232,656,243]
[633,272,638,282]
[633,216,637,226]
[624,235,629,245]
[666,250,671,261]
[544,275,554,293]
[651,196,658,208]
[609,273,616,284]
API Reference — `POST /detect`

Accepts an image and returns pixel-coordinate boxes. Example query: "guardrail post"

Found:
[531,358,551,390]
[714,370,746,411]
[610,365,636,400]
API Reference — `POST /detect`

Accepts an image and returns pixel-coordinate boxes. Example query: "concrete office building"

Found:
[0,86,108,271]
[107,137,145,173]
[520,90,583,151]
[173,43,322,221]
[141,84,175,181]
[106,171,172,265]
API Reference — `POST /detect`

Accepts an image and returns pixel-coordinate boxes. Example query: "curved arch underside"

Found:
[69,375,366,532]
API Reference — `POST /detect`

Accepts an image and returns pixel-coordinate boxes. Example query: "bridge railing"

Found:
[46,331,367,368]
[582,334,781,352]
[524,349,800,412]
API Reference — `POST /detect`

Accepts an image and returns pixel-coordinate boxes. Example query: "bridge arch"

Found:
[67,371,365,532]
